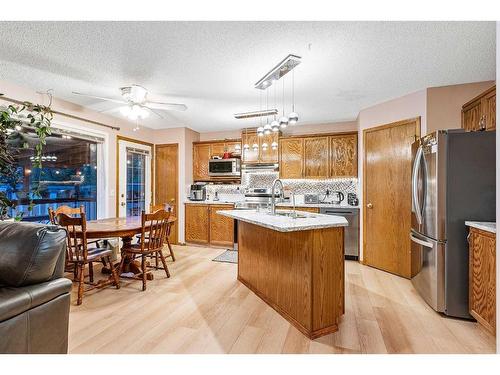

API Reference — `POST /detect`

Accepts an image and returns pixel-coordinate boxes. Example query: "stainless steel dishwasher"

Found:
[320,207,359,260]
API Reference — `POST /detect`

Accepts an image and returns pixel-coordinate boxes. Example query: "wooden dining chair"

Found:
[57,212,120,305]
[121,209,171,291]
[150,203,176,262]
[49,205,102,281]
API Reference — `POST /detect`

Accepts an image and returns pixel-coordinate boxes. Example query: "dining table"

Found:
[81,216,177,279]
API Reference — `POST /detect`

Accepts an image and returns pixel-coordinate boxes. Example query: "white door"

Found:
[118,140,152,217]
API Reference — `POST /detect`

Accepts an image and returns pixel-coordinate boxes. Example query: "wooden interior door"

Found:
[155,143,179,244]
[363,118,420,278]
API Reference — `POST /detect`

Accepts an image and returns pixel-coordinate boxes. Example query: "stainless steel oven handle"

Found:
[412,145,424,225]
[410,232,433,248]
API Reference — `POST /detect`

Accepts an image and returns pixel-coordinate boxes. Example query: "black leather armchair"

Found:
[0,221,72,354]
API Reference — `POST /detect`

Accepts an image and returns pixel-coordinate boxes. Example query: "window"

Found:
[0,129,99,222]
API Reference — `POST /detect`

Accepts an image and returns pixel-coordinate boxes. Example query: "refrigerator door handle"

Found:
[410,232,434,248]
[412,145,424,225]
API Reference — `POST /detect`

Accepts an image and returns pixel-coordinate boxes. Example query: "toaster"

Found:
[304,194,319,204]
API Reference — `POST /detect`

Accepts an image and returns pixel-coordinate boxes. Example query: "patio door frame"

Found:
[116,135,154,217]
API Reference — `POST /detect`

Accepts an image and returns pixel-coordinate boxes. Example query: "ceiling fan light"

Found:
[120,106,131,116]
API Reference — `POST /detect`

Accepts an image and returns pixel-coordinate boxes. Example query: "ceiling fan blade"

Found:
[146,101,187,112]
[143,106,164,119]
[72,91,128,105]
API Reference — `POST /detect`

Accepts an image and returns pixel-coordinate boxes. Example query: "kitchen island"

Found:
[218,209,348,339]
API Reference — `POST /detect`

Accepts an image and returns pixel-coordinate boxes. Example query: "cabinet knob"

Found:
[366,203,373,209]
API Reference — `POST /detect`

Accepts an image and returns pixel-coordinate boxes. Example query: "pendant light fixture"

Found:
[271,141,278,150]
[257,90,264,136]
[263,87,272,135]
[279,77,289,129]
[243,127,250,150]
[288,70,299,126]
[271,84,280,132]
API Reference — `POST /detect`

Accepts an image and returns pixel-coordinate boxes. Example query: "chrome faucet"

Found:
[270,178,284,215]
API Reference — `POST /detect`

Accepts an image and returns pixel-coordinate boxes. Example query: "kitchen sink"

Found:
[273,211,310,219]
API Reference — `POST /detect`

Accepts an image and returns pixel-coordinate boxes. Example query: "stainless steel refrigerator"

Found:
[410,129,495,319]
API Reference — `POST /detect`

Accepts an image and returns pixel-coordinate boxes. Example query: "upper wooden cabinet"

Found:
[329,134,358,177]
[241,130,279,164]
[192,139,242,182]
[193,143,211,181]
[462,85,496,132]
[279,132,358,179]
[304,136,329,178]
[279,138,304,179]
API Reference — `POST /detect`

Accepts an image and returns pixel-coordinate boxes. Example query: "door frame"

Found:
[115,135,154,217]
[155,143,179,243]
[362,117,421,273]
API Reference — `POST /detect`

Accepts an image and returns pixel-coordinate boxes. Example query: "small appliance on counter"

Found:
[189,183,207,201]
[347,193,359,206]
[330,191,345,204]
[304,194,319,204]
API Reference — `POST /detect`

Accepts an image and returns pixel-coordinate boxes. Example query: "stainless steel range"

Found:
[234,187,284,210]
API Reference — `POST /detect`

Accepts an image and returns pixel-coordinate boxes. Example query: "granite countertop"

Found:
[184,200,240,205]
[217,209,348,232]
[465,221,496,234]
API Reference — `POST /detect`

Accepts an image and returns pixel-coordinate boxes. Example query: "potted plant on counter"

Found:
[0,93,53,221]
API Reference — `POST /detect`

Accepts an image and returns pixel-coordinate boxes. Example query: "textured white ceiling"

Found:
[0,21,495,131]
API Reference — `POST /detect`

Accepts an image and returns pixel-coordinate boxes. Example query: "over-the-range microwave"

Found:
[208,158,241,177]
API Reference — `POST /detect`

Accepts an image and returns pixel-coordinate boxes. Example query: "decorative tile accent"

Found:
[189,172,359,200]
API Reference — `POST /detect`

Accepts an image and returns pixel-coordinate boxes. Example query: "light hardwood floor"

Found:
[68,245,496,354]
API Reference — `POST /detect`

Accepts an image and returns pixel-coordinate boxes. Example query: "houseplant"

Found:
[0,93,53,220]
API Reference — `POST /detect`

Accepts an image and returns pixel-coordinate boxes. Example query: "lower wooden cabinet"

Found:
[468,227,496,335]
[184,204,210,244]
[185,203,234,247]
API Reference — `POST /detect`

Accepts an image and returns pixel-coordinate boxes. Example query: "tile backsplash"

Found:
[191,171,358,199]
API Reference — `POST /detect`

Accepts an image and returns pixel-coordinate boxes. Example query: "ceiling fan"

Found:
[72,84,187,120]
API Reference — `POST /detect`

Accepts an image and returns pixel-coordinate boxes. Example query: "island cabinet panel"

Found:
[468,227,496,335]
[209,205,234,247]
[237,221,344,339]
[329,134,358,177]
[304,136,329,178]
[185,204,210,244]
[193,144,211,181]
[279,138,304,179]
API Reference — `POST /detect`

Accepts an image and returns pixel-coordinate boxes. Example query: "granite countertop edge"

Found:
[465,221,496,234]
[218,210,348,233]
[184,200,359,209]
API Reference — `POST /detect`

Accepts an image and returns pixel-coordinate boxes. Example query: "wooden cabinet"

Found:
[185,203,234,247]
[279,138,304,178]
[193,143,211,181]
[242,131,279,164]
[304,136,329,178]
[462,85,496,132]
[192,139,242,181]
[329,134,358,177]
[241,132,260,163]
[468,226,496,335]
[209,205,234,247]
[185,204,210,244]
[279,132,358,179]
